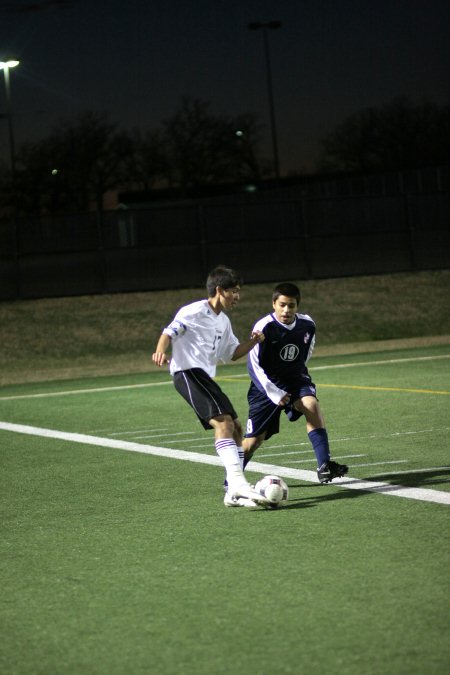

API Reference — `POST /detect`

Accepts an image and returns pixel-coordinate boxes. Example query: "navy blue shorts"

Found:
[173,368,238,430]
[245,380,317,440]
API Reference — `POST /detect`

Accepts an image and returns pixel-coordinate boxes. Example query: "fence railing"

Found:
[1,189,449,300]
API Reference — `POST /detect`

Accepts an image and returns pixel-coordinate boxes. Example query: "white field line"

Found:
[329,428,450,442]
[369,466,450,476]
[1,420,449,506]
[93,425,450,449]
[159,437,209,444]
[288,453,366,464]
[186,427,450,455]
[256,449,311,456]
[108,427,170,436]
[258,427,450,456]
[313,354,450,370]
[0,380,173,401]
[288,459,410,469]
[352,459,412,468]
[1,353,448,402]
[222,354,450,375]
[131,431,197,440]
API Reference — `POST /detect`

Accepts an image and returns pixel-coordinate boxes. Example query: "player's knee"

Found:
[211,414,235,437]
[296,396,320,414]
[233,419,243,444]
[243,435,263,453]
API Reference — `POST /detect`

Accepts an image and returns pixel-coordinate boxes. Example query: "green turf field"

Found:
[1,270,449,386]
[1,344,449,674]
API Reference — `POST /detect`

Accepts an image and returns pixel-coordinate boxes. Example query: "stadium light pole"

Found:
[0,59,20,176]
[247,21,281,181]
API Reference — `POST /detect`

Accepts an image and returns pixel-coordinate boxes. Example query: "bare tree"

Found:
[318,98,450,173]
[161,98,264,194]
[11,112,135,214]
[5,100,266,214]
[124,129,170,191]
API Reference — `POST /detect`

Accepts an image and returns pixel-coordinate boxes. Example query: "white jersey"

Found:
[163,299,240,377]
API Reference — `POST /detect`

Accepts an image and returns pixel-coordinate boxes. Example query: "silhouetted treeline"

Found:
[318,97,449,173]
[0,96,448,216]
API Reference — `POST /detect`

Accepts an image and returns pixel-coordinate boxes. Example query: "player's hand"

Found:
[152,352,170,367]
[250,330,265,343]
[278,394,291,406]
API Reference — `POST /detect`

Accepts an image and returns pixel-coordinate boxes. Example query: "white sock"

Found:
[215,439,246,489]
[238,446,245,470]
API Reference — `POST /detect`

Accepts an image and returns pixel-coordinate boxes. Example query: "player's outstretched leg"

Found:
[317,460,349,483]
[307,426,349,483]
[216,438,269,506]
[223,493,259,508]
[230,482,270,505]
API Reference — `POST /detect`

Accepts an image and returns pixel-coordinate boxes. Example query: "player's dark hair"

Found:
[272,282,301,303]
[206,266,243,297]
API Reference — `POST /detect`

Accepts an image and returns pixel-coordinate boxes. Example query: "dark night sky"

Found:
[0,0,449,174]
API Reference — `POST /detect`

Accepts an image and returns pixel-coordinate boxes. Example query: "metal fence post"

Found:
[11,215,21,299]
[297,198,313,278]
[96,210,108,292]
[197,204,209,280]
[403,193,417,272]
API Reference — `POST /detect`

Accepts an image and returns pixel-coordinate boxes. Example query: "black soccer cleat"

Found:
[317,460,349,484]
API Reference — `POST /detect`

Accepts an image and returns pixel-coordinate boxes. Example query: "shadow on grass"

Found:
[258,483,367,510]
[276,468,450,509]
[364,467,450,488]
[247,468,450,512]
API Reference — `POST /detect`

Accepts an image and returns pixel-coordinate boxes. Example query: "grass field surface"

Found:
[1,270,449,385]
[1,343,449,674]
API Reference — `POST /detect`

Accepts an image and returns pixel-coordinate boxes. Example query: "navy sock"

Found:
[308,428,330,467]
[243,449,255,470]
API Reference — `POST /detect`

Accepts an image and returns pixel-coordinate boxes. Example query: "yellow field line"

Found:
[217,377,449,395]
[320,383,450,395]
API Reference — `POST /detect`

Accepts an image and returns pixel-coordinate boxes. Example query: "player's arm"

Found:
[152,316,187,366]
[152,333,171,367]
[300,314,316,364]
[306,334,316,363]
[231,330,264,361]
[247,340,288,405]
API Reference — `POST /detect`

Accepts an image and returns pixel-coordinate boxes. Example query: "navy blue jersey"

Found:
[248,312,316,404]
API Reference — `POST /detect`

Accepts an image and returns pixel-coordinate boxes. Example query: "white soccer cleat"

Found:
[230,483,270,506]
[223,492,259,508]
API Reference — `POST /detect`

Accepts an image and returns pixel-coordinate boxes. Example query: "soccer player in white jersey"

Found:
[242,282,349,484]
[152,265,269,507]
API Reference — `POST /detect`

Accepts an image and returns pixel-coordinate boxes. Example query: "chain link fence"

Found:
[1,167,449,300]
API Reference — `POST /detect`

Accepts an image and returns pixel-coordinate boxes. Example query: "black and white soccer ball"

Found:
[254,475,289,507]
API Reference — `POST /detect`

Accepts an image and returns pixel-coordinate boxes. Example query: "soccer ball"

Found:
[254,475,289,507]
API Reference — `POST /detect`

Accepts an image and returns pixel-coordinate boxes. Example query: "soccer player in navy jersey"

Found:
[242,282,348,484]
[152,265,269,507]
